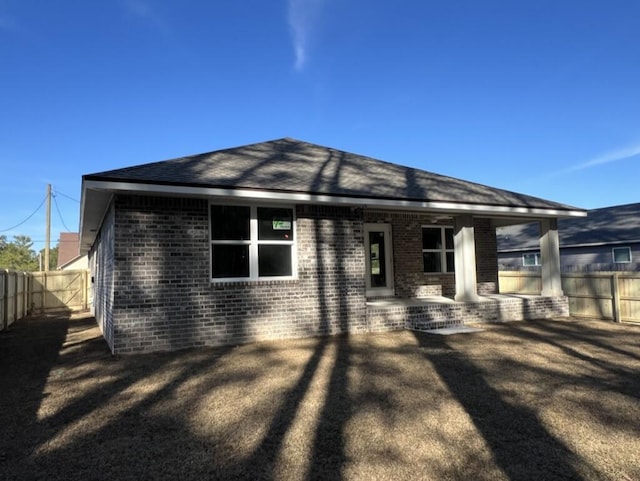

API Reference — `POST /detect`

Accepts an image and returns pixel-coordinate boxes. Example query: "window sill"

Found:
[209,277,298,286]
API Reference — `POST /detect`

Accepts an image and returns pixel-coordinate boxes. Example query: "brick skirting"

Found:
[367,295,570,333]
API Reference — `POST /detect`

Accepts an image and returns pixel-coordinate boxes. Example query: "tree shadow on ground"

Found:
[527,319,640,362]
[0,314,241,480]
[412,330,601,481]
[494,320,640,400]
[0,313,72,465]
[4,315,640,481]
[0,315,356,481]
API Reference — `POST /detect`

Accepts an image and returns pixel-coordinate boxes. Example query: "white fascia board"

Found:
[79,180,115,253]
[79,179,88,235]
[79,179,91,252]
[82,179,587,219]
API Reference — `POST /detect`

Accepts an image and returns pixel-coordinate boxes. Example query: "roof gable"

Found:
[84,138,579,211]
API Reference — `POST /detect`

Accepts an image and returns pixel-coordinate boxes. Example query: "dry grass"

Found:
[1,314,639,480]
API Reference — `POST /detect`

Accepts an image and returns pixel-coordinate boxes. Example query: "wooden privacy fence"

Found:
[0,270,29,330]
[1,269,90,330]
[499,271,640,323]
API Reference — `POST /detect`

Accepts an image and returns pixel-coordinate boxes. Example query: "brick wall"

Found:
[363,211,498,298]
[90,203,115,352]
[93,195,508,353]
[364,211,456,297]
[368,295,570,333]
[107,196,368,353]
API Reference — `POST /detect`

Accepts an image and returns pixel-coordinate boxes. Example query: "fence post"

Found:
[1,270,6,330]
[27,273,33,315]
[24,272,29,317]
[83,270,88,311]
[13,271,18,324]
[42,271,46,314]
[611,273,621,323]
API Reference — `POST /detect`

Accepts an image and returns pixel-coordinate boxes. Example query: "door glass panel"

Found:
[369,231,387,288]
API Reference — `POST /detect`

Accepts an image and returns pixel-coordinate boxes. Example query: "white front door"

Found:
[364,223,394,297]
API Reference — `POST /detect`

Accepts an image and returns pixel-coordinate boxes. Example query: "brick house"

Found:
[80,138,586,354]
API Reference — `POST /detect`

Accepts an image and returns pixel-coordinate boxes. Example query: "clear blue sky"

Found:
[1,0,639,253]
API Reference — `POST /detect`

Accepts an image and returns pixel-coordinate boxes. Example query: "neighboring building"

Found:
[79,138,586,354]
[497,203,640,272]
[57,232,88,270]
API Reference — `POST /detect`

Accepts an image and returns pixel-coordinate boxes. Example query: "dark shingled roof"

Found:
[85,138,580,212]
[498,203,640,251]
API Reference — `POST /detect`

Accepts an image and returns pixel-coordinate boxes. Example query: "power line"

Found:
[52,192,72,232]
[53,189,80,203]
[28,239,78,243]
[0,194,48,233]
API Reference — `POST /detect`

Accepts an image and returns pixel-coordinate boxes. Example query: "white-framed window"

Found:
[422,226,454,273]
[612,246,632,264]
[209,203,296,281]
[522,252,541,266]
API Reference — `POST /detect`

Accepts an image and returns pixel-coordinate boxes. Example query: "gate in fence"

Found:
[1,269,90,330]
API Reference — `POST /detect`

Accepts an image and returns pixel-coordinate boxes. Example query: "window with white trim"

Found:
[210,204,295,281]
[612,247,631,264]
[522,252,541,266]
[422,226,454,273]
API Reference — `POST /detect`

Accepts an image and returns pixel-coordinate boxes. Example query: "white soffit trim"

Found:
[82,180,588,218]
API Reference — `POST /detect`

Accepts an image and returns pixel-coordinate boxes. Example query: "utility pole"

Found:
[45,184,51,272]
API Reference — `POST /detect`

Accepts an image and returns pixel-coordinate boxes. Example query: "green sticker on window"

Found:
[273,220,291,230]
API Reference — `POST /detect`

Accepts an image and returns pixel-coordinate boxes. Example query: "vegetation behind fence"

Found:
[499,271,640,323]
[1,269,90,330]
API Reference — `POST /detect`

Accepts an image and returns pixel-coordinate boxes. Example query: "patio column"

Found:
[540,218,563,296]
[454,215,481,302]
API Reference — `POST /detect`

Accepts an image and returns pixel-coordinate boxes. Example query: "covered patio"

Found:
[363,209,573,332]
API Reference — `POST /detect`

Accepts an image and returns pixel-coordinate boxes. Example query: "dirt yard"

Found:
[1,314,639,481]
